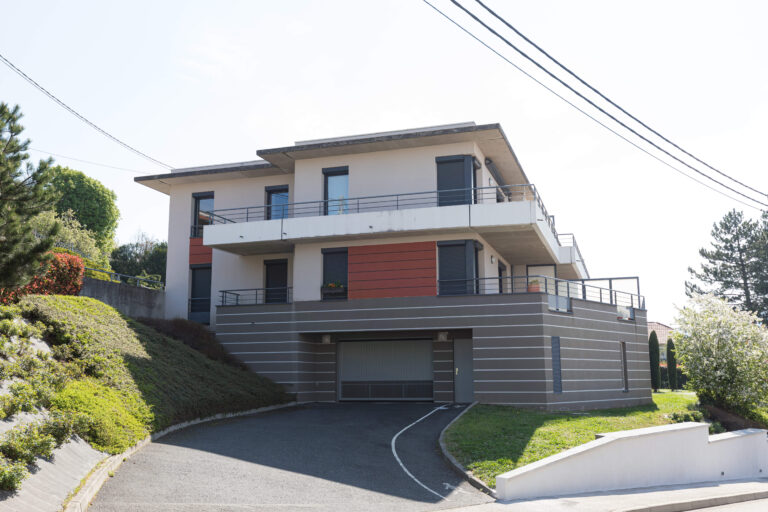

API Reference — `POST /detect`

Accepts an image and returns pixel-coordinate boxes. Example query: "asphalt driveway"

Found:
[89,403,494,512]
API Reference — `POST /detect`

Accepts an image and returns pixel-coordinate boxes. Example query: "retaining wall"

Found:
[496,422,768,500]
[79,277,165,319]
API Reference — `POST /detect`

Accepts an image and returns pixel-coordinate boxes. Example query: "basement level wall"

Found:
[214,294,650,410]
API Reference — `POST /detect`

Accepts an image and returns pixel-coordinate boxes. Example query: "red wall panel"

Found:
[189,237,212,265]
[348,241,436,299]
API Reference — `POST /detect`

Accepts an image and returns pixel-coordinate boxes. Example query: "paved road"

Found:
[90,403,494,512]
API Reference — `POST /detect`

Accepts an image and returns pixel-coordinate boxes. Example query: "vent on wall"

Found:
[551,336,562,394]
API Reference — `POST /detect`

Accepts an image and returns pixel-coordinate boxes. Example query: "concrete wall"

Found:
[215,292,650,409]
[496,423,768,500]
[80,278,165,319]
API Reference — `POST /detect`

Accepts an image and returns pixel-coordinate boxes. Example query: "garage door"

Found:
[338,340,433,401]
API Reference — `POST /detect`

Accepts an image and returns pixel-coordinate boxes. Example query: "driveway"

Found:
[89,403,494,512]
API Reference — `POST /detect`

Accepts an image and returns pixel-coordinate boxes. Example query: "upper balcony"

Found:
[200,184,589,279]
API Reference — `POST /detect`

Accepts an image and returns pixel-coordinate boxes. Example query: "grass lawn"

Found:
[444,392,699,488]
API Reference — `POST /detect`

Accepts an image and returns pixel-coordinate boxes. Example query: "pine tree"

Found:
[686,210,761,318]
[666,339,677,390]
[649,331,660,392]
[0,103,59,289]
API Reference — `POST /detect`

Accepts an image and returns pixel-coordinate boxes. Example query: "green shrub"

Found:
[670,410,703,423]
[667,340,678,390]
[649,331,660,392]
[0,422,57,465]
[50,379,150,454]
[0,455,29,491]
[674,295,768,410]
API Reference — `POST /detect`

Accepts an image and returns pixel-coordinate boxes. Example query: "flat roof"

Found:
[135,122,530,194]
[256,122,529,185]
[134,160,286,194]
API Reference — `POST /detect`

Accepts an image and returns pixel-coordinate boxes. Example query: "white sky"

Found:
[2,1,766,326]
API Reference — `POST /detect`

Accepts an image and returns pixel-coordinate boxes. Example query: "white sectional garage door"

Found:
[338,340,433,400]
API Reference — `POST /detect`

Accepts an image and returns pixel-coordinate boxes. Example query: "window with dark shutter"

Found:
[551,336,562,393]
[438,240,478,295]
[322,248,348,299]
[436,156,473,206]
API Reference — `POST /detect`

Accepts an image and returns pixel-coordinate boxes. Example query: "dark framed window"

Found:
[498,261,507,294]
[323,166,349,216]
[264,259,289,303]
[322,248,348,300]
[438,240,481,295]
[266,185,289,220]
[191,192,214,238]
[620,341,629,392]
[436,155,474,206]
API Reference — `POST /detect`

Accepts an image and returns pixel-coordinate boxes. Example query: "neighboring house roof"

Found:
[648,321,674,345]
[134,122,529,195]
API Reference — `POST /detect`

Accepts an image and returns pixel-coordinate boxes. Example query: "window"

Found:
[189,265,211,324]
[264,259,289,303]
[192,192,214,237]
[266,185,289,220]
[620,341,629,392]
[551,336,562,393]
[323,167,349,215]
[436,156,474,206]
[438,240,480,295]
[322,248,348,299]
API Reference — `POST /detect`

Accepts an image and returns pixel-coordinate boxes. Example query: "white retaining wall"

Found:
[496,422,768,501]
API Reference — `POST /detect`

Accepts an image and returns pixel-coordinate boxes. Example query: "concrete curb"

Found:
[438,401,497,498]
[63,401,297,512]
[622,487,768,512]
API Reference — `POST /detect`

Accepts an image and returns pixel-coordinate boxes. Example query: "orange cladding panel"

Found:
[347,241,436,299]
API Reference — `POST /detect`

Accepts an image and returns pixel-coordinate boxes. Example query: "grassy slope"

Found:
[444,392,698,488]
[20,295,289,452]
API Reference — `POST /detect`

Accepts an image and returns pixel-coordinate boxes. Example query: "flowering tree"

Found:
[0,252,83,304]
[672,294,768,410]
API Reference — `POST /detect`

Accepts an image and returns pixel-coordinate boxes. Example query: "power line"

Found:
[27,147,149,175]
[473,0,768,200]
[419,0,764,211]
[447,0,768,208]
[0,51,173,170]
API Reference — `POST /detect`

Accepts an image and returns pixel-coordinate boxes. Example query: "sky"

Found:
[1,0,766,326]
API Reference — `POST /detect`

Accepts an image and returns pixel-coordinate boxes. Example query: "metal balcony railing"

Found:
[200,184,559,238]
[217,276,643,311]
[220,287,293,306]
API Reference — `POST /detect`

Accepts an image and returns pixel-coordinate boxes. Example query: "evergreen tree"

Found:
[687,210,762,319]
[0,103,59,289]
[649,330,660,392]
[667,339,677,390]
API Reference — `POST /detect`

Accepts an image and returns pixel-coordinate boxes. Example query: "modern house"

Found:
[136,122,651,410]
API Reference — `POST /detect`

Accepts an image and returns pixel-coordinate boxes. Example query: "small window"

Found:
[498,262,507,294]
[620,341,629,392]
[266,186,289,220]
[322,248,348,300]
[551,336,562,393]
[324,167,349,216]
[192,192,214,237]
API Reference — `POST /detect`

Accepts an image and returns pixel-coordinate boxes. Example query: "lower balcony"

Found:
[218,275,643,317]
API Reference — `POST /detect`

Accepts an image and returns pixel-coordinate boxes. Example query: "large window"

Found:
[323,167,349,215]
[192,192,214,237]
[438,240,480,295]
[322,248,348,300]
[266,185,289,220]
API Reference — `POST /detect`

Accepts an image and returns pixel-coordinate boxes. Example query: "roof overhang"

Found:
[134,160,286,194]
[257,122,530,186]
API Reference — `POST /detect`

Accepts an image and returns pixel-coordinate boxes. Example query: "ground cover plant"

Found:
[0,296,288,490]
[444,392,701,488]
